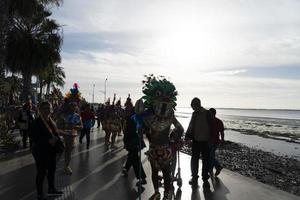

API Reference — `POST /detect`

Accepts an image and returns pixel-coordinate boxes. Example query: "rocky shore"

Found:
[181,141,300,196]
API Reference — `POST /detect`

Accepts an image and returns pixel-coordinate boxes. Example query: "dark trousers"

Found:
[79,127,91,147]
[209,144,221,172]
[97,119,101,128]
[33,152,56,195]
[124,149,146,179]
[20,129,30,148]
[191,140,210,181]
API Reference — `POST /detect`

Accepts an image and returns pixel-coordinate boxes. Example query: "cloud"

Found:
[52,0,300,109]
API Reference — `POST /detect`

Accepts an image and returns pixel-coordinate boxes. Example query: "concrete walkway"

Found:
[0,128,299,200]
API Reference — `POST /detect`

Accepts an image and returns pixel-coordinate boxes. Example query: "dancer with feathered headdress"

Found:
[56,83,83,175]
[102,94,123,148]
[140,75,184,200]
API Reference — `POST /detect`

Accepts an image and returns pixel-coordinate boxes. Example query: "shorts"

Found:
[147,144,172,170]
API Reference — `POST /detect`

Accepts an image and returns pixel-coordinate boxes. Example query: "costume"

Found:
[103,95,122,148]
[56,83,82,175]
[141,75,184,200]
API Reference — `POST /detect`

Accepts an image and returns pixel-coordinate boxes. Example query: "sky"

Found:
[52,0,300,109]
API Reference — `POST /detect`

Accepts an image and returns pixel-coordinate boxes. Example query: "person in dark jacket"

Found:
[122,105,147,186]
[31,102,63,200]
[185,97,213,187]
[209,108,225,176]
[18,100,35,148]
[80,104,95,149]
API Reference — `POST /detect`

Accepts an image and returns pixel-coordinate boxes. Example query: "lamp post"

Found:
[104,78,108,103]
[92,84,95,104]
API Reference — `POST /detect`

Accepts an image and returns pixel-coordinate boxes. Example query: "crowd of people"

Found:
[15,82,225,200]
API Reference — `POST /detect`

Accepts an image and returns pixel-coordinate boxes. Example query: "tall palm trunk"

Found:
[46,82,51,96]
[21,70,32,102]
[0,0,9,67]
[38,78,43,102]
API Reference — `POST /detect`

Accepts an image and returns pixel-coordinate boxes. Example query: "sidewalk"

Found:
[0,128,299,200]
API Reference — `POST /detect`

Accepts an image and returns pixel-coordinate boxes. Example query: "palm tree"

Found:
[4,75,22,104]
[44,65,65,95]
[1,0,62,66]
[38,64,65,100]
[4,2,62,101]
[0,0,9,68]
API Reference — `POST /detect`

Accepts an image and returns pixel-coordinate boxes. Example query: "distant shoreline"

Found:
[176,106,300,111]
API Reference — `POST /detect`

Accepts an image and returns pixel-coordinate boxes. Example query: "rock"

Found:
[181,141,300,196]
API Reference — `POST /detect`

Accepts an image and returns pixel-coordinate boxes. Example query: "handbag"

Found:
[54,136,65,154]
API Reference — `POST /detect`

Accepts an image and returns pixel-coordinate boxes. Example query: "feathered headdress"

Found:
[64,83,82,103]
[142,74,178,110]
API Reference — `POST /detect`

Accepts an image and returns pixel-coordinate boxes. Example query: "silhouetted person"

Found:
[31,102,63,200]
[56,102,82,175]
[96,104,103,128]
[18,100,35,148]
[185,97,212,187]
[122,106,147,186]
[209,108,224,176]
[80,104,95,149]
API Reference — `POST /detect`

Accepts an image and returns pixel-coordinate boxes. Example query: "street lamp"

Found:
[92,84,95,105]
[104,78,108,103]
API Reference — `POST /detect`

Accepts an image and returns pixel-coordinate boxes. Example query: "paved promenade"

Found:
[0,128,299,200]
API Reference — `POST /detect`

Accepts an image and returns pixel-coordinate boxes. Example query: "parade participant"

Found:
[80,104,95,149]
[31,102,63,200]
[96,104,104,128]
[103,95,122,148]
[115,98,124,136]
[141,75,184,200]
[122,101,147,186]
[56,83,83,175]
[123,94,133,131]
[102,98,111,145]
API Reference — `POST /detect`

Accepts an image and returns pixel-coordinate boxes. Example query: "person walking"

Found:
[31,102,63,200]
[185,97,212,187]
[57,102,82,175]
[208,108,224,176]
[122,105,147,186]
[96,104,103,128]
[80,104,95,149]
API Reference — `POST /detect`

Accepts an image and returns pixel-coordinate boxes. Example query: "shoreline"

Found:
[181,140,300,196]
[226,128,300,144]
[225,130,300,160]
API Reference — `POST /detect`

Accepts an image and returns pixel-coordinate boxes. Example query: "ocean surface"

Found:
[175,107,300,159]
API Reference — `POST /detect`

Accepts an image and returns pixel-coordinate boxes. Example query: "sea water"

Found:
[175,107,300,159]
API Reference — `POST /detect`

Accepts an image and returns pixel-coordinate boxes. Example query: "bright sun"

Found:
[153,19,222,68]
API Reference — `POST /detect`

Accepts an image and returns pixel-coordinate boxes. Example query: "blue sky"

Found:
[52,0,300,109]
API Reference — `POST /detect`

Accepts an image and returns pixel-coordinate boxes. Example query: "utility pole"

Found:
[92,84,95,104]
[104,78,107,103]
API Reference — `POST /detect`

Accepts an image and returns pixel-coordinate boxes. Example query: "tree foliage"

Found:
[4,0,63,101]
